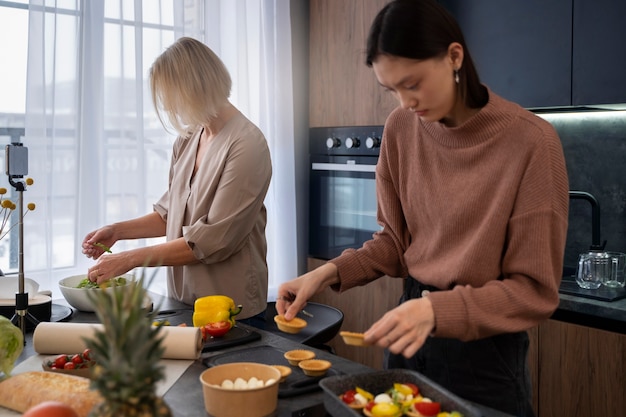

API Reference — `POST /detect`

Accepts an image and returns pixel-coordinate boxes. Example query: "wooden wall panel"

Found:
[308,258,404,369]
[309,0,397,127]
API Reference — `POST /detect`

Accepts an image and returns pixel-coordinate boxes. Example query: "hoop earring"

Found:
[454,69,460,84]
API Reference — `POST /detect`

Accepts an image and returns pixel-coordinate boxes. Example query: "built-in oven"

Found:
[308,126,384,260]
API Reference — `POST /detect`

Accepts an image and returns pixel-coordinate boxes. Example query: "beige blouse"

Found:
[154,113,272,318]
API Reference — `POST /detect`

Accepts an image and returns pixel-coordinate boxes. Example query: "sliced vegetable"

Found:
[413,401,441,416]
[201,321,232,339]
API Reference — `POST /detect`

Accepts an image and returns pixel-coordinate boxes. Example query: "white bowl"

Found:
[58,274,135,312]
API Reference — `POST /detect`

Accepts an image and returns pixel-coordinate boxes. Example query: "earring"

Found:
[454,69,460,84]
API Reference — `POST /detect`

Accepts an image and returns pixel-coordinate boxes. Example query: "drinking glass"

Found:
[603,252,626,288]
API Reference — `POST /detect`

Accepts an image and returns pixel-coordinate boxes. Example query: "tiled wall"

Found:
[540,111,626,274]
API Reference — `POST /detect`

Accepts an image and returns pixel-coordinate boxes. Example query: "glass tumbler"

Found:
[576,251,610,290]
[603,252,626,288]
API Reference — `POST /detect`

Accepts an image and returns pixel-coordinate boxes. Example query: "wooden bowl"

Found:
[199,362,281,417]
[298,359,332,377]
[340,331,370,346]
[283,349,315,366]
[273,315,307,334]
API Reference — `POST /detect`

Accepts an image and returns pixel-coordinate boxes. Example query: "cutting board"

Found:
[202,326,261,352]
[203,345,341,397]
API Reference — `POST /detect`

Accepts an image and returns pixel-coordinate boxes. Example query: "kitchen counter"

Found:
[556,277,626,334]
[14,294,513,417]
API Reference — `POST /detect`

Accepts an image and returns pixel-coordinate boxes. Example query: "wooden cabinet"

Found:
[534,319,626,416]
[441,0,626,108]
[309,0,397,127]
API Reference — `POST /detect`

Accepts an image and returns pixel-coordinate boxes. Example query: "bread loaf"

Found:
[0,371,102,416]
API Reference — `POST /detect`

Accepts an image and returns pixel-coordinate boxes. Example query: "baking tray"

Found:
[320,369,483,417]
[203,345,342,397]
[202,325,262,352]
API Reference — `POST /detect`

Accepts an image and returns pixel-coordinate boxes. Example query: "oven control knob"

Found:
[366,136,381,149]
[345,137,360,149]
[326,137,341,149]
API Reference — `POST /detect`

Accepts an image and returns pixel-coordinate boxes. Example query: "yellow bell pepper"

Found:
[192,295,242,327]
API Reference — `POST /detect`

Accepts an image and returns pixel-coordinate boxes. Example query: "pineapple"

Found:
[85,272,172,417]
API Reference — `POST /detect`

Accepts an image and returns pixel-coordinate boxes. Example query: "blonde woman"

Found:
[82,37,272,328]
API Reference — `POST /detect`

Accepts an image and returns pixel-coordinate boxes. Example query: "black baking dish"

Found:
[319,368,483,417]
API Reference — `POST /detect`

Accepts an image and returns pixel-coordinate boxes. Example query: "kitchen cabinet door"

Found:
[572,0,626,105]
[441,0,572,108]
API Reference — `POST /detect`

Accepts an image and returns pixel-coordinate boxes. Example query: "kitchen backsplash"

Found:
[539,110,626,274]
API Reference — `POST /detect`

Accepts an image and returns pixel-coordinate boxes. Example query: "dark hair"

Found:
[366,0,487,108]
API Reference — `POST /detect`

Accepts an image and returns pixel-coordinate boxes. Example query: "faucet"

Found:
[569,191,605,251]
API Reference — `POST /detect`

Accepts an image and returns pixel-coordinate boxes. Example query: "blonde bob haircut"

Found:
[150,37,232,137]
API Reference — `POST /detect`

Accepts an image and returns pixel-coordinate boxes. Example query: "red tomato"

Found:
[63,362,76,370]
[71,354,83,366]
[22,401,79,417]
[365,400,376,411]
[81,348,91,361]
[202,321,232,338]
[52,354,69,369]
[341,389,357,404]
[404,382,419,396]
[414,401,441,416]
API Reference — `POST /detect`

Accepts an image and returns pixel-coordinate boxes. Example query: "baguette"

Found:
[0,371,102,416]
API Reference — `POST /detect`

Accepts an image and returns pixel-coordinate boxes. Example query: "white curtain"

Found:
[21,0,297,302]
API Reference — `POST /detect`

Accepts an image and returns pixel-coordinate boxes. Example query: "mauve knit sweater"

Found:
[331,91,569,341]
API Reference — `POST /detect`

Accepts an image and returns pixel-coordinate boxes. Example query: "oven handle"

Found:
[311,162,376,173]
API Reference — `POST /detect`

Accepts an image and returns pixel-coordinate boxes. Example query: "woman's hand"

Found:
[364,297,435,358]
[276,263,339,320]
[82,226,116,260]
[87,252,136,284]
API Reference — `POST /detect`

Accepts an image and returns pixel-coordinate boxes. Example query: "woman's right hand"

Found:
[276,263,339,320]
[82,226,116,259]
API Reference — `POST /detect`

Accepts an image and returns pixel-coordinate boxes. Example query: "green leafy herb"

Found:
[94,242,112,253]
[76,276,128,289]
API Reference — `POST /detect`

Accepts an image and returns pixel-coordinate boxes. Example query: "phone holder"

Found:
[5,143,39,340]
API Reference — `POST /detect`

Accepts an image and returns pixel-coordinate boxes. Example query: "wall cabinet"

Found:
[309,0,396,127]
[441,0,626,108]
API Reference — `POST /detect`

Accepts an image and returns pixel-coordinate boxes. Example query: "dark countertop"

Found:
[13,293,513,417]
[556,277,626,334]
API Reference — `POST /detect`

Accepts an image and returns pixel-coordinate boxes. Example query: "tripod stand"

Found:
[5,143,39,340]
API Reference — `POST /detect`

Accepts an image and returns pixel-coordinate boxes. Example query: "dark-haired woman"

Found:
[277,0,568,415]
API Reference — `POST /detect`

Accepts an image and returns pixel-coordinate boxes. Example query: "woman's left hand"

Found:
[87,253,134,284]
[364,297,435,358]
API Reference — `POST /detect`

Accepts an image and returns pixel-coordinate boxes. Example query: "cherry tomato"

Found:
[81,348,91,361]
[63,362,76,370]
[365,400,376,411]
[22,401,79,417]
[341,389,357,404]
[414,401,441,416]
[202,321,232,339]
[71,354,83,366]
[52,354,69,369]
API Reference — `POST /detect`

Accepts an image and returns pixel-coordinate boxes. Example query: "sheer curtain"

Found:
[21,0,297,301]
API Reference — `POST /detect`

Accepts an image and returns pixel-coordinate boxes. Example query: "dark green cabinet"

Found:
[441,0,626,108]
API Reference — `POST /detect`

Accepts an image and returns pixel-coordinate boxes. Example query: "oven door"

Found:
[309,155,380,260]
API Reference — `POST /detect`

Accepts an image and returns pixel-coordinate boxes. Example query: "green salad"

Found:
[76,276,128,289]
